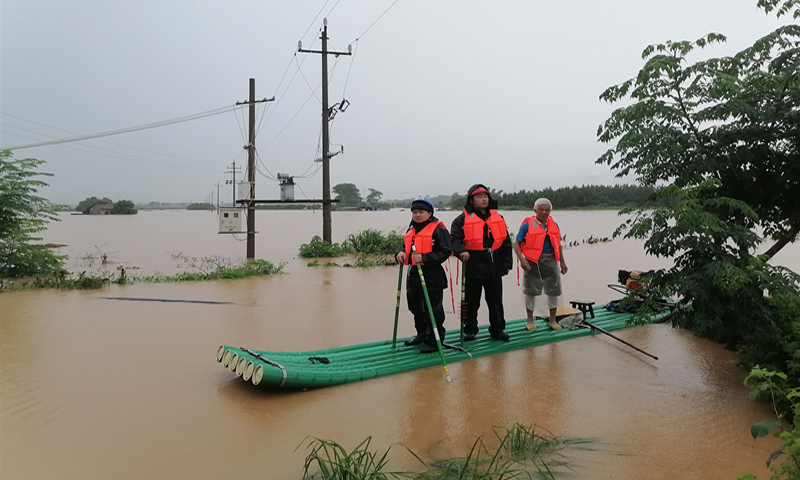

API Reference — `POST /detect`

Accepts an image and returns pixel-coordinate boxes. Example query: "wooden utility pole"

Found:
[246,79,256,260]
[235,79,274,260]
[299,19,352,243]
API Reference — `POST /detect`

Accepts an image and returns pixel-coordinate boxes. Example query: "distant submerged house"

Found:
[88,204,113,215]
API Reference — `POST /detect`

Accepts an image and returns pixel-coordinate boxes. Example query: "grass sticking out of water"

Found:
[301,436,399,480]
[299,424,599,480]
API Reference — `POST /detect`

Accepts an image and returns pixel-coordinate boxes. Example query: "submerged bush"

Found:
[299,236,347,258]
[342,229,403,257]
[145,258,283,282]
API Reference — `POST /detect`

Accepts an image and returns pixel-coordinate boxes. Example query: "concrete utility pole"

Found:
[215,183,221,211]
[235,79,274,260]
[299,19,352,243]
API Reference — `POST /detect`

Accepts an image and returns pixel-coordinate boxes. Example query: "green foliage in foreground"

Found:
[300,423,598,480]
[739,367,799,480]
[0,150,65,278]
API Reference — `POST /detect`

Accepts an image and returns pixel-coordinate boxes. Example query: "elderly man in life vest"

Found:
[512,198,568,331]
[450,184,513,341]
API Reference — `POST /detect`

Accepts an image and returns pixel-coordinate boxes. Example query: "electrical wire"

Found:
[295,54,322,104]
[353,0,400,41]
[0,112,221,165]
[301,1,330,44]
[0,129,222,173]
[255,148,279,181]
[342,39,359,98]
[2,104,245,150]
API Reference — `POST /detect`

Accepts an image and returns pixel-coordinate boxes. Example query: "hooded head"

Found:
[465,183,498,213]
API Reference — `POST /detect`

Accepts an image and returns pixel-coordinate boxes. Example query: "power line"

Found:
[0,129,223,173]
[1,104,245,150]
[295,54,322,104]
[0,112,221,165]
[353,0,401,41]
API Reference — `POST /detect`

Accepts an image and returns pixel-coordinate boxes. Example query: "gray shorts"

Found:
[522,256,562,297]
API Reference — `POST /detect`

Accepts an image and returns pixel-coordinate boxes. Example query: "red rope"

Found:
[446,257,456,313]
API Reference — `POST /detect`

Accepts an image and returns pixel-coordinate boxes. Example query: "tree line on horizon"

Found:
[329,183,657,210]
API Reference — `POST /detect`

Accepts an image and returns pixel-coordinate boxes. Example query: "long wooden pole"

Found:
[583,319,658,360]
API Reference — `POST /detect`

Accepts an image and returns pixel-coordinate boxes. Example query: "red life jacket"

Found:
[520,216,561,263]
[403,221,445,265]
[461,209,508,251]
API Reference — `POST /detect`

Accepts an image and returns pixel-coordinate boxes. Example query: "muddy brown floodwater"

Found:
[2,209,797,479]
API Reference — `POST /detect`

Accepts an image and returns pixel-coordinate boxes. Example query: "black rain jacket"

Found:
[450,184,513,280]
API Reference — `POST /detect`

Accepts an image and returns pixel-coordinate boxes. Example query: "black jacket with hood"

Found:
[397,215,452,292]
[450,184,513,280]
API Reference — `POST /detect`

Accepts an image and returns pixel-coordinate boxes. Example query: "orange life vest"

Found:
[520,216,561,263]
[403,221,445,265]
[462,209,508,251]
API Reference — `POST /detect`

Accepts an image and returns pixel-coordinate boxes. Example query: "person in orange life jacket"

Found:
[395,198,453,354]
[450,184,513,341]
[512,198,568,331]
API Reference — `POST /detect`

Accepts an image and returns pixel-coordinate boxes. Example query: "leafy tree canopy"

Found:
[0,150,64,277]
[365,188,383,206]
[332,183,363,207]
[597,20,800,256]
[111,200,137,215]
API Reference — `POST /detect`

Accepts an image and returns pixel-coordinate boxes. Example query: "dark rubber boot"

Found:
[420,342,439,354]
[404,335,425,346]
[490,330,510,341]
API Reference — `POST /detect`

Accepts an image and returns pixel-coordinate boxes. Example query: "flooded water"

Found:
[2,209,797,479]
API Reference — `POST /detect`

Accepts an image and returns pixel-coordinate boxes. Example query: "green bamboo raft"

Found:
[216,306,667,389]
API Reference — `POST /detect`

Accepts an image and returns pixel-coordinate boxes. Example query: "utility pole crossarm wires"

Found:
[238,79,275,260]
[298,18,352,243]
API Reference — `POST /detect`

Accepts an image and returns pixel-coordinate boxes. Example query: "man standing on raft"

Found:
[450,184,513,341]
[513,198,568,331]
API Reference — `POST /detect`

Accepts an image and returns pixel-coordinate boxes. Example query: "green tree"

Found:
[76,196,113,214]
[365,188,383,206]
[596,1,800,386]
[332,183,362,207]
[0,150,65,278]
[111,200,137,215]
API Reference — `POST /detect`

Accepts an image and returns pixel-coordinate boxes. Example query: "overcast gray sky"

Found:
[1,0,789,204]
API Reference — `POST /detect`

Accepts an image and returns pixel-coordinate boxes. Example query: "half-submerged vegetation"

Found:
[1,255,284,292]
[300,229,403,267]
[300,423,598,480]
